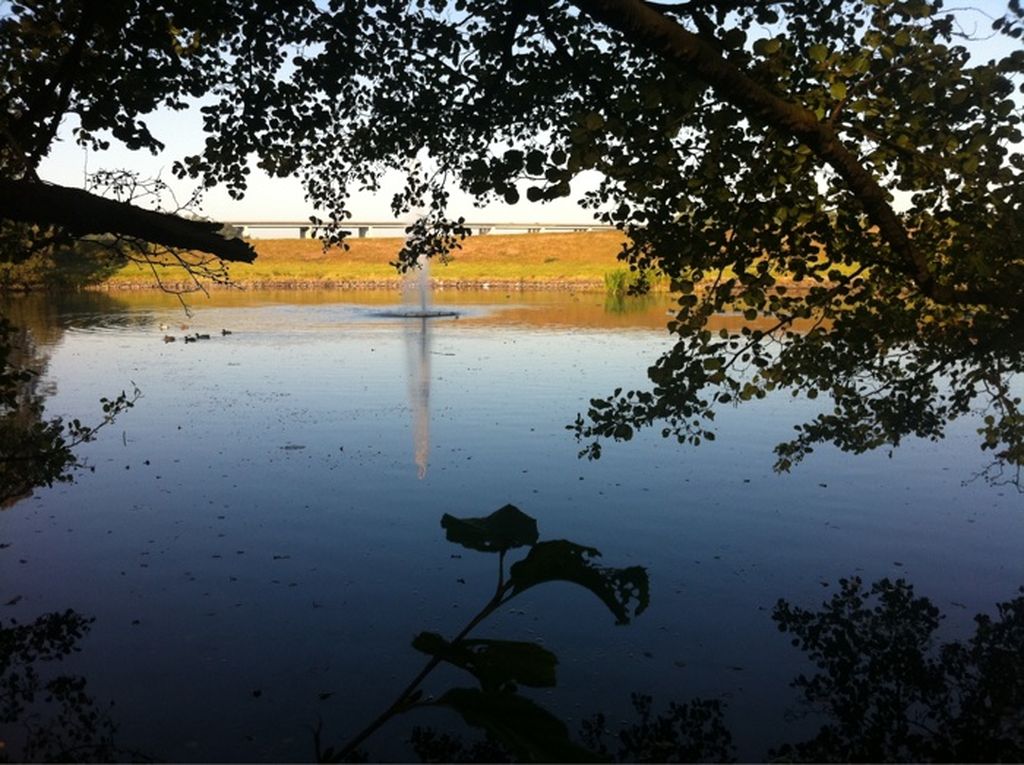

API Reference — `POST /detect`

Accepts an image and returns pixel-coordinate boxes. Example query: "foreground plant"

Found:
[317,504,649,763]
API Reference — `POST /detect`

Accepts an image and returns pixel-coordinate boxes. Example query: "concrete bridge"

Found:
[224,220,614,238]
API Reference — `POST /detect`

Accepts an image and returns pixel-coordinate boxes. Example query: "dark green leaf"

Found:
[509,540,649,625]
[436,687,600,763]
[412,632,557,690]
[440,504,539,553]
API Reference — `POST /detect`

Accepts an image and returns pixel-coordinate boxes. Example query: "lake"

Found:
[2,289,1022,761]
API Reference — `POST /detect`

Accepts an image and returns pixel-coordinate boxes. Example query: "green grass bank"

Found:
[100,231,639,291]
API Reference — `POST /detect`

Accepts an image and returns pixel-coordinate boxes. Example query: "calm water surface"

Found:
[2,290,1022,760]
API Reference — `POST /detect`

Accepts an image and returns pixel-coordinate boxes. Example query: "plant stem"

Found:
[333,581,514,761]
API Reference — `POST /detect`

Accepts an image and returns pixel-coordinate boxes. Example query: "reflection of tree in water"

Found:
[0,314,69,507]
[0,609,123,762]
[0,310,138,759]
[408,693,734,763]
[770,577,1024,763]
[0,294,139,507]
[603,293,658,317]
[1,500,1020,761]
[584,578,1023,762]
[2,291,142,344]
[310,505,1023,762]
[392,568,1024,763]
[0,293,144,759]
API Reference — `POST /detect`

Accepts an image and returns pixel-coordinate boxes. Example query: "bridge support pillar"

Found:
[477,226,492,235]
[358,226,370,238]
[298,226,309,239]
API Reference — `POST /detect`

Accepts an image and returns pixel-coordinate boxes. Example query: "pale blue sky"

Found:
[35,2,1019,230]
[37,106,603,228]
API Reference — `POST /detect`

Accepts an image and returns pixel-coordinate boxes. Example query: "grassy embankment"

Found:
[80,229,857,293]
[100,231,640,291]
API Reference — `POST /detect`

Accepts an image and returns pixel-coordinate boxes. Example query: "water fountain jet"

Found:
[377,254,460,319]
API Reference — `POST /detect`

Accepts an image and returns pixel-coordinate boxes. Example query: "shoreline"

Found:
[84,277,617,292]
[87,231,635,292]
[4,233,825,295]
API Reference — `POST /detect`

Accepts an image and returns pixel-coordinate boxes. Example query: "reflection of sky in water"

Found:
[3,293,1023,761]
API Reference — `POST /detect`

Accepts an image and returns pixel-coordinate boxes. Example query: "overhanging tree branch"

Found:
[0,178,256,263]
[569,0,1015,309]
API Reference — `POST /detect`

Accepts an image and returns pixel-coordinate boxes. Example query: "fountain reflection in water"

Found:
[406,316,431,479]
[401,255,449,478]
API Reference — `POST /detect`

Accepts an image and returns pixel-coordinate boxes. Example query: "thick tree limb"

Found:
[569,0,1011,309]
[0,178,256,263]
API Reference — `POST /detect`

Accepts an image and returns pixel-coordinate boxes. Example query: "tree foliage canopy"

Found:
[3,0,1024,475]
[0,0,323,261]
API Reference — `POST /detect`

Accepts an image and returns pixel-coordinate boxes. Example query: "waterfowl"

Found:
[163,335,175,343]
[221,329,232,336]
[184,335,196,343]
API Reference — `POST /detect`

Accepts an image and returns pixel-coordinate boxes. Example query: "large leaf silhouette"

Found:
[412,632,557,692]
[441,504,539,553]
[509,540,649,625]
[436,687,600,763]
